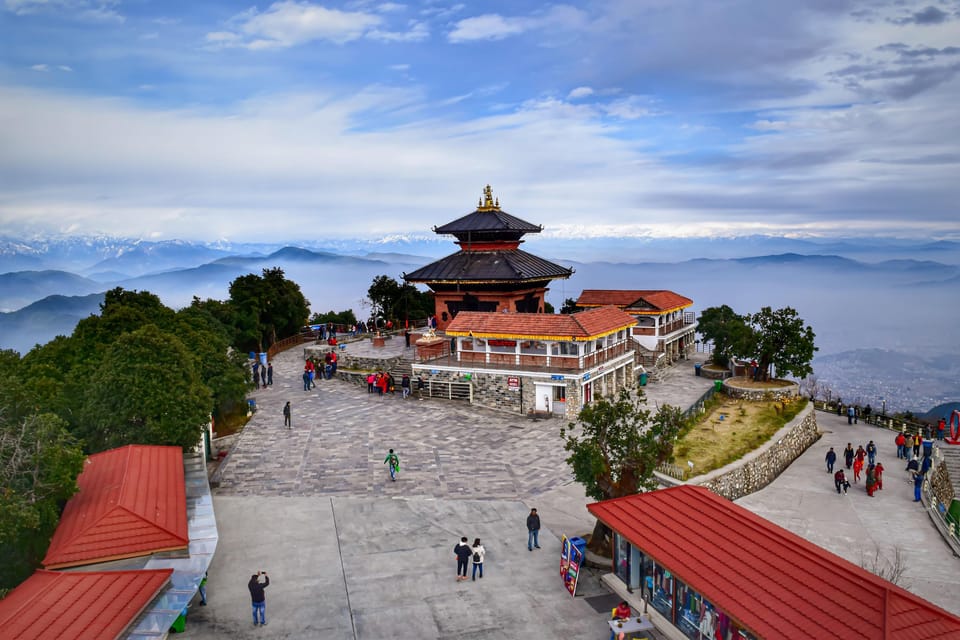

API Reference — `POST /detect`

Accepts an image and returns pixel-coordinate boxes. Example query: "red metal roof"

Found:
[43,445,188,569]
[0,569,172,640]
[588,485,960,640]
[576,289,693,313]
[445,306,637,341]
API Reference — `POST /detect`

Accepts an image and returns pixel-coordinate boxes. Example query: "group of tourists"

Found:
[302,351,338,390]
[830,440,885,497]
[453,536,486,582]
[251,360,273,390]
[366,371,419,398]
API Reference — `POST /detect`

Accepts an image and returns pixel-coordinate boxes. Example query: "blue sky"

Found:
[1,0,959,242]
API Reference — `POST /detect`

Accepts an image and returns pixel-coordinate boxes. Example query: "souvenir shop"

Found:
[588,485,960,640]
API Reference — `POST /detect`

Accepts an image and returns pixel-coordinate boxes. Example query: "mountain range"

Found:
[1,234,957,414]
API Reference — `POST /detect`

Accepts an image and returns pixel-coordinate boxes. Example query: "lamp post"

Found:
[880,396,886,416]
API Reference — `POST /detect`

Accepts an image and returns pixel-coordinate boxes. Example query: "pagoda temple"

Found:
[403,186,574,330]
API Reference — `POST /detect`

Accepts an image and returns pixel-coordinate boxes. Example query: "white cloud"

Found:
[389,63,410,71]
[376,2,404,13]
[212,1,383,49]
[57,65,73,72]
[5,0,123,22]
[30,64,49,72]
[368,20,428,42]
[447,5,587,43]
[567,86,593,99]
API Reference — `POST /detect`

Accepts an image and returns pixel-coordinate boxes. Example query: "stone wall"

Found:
[700,366,729,380]
[930,460,956,506]
[693,404,819,500]
[722,379,799,402]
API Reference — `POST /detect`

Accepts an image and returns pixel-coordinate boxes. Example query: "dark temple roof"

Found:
[403,249,573,284]
[434,209,542,235]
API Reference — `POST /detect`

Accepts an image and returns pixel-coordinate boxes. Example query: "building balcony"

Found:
[416,341,633,375]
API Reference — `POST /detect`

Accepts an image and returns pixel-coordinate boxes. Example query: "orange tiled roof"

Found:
[576,289,692,313]
[445,306,636,341]
[43,445,188,569]
[0,569,172,640]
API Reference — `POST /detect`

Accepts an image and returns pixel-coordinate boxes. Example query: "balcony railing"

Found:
[421,341,631,373]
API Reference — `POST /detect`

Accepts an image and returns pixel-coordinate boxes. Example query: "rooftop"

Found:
[576,289,693,313]
[403,248,573,284]
[588,485,960,640]
[445,305,637,341]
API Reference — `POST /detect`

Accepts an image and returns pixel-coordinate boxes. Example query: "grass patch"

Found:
[672,396,807,478]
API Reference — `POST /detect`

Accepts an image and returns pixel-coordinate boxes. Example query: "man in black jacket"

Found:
[527,508,541,551]
[248,571,269,626]
[454,537,471,582]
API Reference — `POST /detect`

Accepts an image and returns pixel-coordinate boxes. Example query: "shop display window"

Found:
[675,579,703,639]
[613,533,631,584]
[650,562,673,620]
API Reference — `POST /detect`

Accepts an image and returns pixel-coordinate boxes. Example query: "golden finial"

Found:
[477,184,500,211]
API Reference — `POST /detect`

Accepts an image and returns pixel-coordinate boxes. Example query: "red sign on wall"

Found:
[507,376,520,389]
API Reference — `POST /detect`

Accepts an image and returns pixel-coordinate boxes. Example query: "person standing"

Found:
[454,537,471,581]
[912,469,924,502]
[874,461,885,491]
[846,405,855,424]
[367,373,375,394]
[267,363,273,386]
[912,432,922,459]
[834,469,848,494]
[404,328,411,348]
[825,447,837,473]
[253,362,260,390]
[283,401,291,429]
[417,375,425,399]
[260,365,267,389]
[937,417,946,441]
[302,369,310,391]
[248,571,269,626]
[895,432,906,459]
[865,464,877,497]
[198,571,208,606]
[527,508,541,551]
[471,538,485,581]
[866,440,877,466]
[853,455,864,483]
[843,443,855,470]
[401,374,411,399]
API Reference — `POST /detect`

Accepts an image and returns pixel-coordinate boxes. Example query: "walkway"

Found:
[187,343,959,640]
[736,411,960,616]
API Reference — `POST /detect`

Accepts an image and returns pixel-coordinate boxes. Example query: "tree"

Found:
[696,305,752,368]
[749,306,817,381]
[78,325,212,452]
[367,275,433,325]
[560,388,684,553]
[0,411,85,590]
[559,298,579,314]
[227,269,310,352]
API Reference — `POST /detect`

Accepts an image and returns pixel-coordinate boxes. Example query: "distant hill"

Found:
[0,270,104,312]
[85,240,235,278]
[0,293,105,355]
[920,403,960,422]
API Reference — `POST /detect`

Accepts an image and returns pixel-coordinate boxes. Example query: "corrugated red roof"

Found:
[445,306,637,341]
[588,485,960,640]
[576,289,693,313]
[0,569,172,640]
[43,445,188,569]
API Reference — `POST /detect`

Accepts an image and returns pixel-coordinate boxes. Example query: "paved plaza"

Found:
[184,340,959,639]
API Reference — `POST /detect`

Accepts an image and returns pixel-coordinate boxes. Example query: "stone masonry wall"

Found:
[693,403,819,501]
[722,380,799,402]
[931,460,956,506]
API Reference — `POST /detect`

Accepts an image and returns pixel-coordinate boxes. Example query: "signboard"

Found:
[560,536,584,596]
[560,536,584,597]
[550,374,564,381]
[583,372,590,381]
[507,376,520,389]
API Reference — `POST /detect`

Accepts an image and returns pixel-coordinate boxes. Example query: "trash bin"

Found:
[259,352,267,365]
[247,398,257,413]
[569,536,587,556]
[922,439,933,458]
[714,379,723,392]
[639,372,648,386]
[694,363,702,377]
[249,351,256,360]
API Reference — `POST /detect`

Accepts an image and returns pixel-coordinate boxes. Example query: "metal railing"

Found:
[420,380,472,403]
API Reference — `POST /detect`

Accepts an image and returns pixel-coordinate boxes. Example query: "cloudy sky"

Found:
[1,0,959,243]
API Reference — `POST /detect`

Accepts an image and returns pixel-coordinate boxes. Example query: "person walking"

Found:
[866,440,877,466]
[302,369,310,392]
[248,571,269,626]
[895,432,906,459]
[825,447,837,473]
[401,374,411,399]
[865,464,877,497]
[874,461,885,490]
[847,405,855,425]
[527,508,541,551]
[912,469,924,502]
[260,365,267,389]
[454,537,471,581]
[283,401,291,429]
[843,443,855,470]
[253,362,260,390]
[855,445,866,465]
[853,456,864,483]
[384,449,400,481]
[834,469,849,494]
[267,363,273,386]
[417,375,425,399]
[471,538,485,581]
